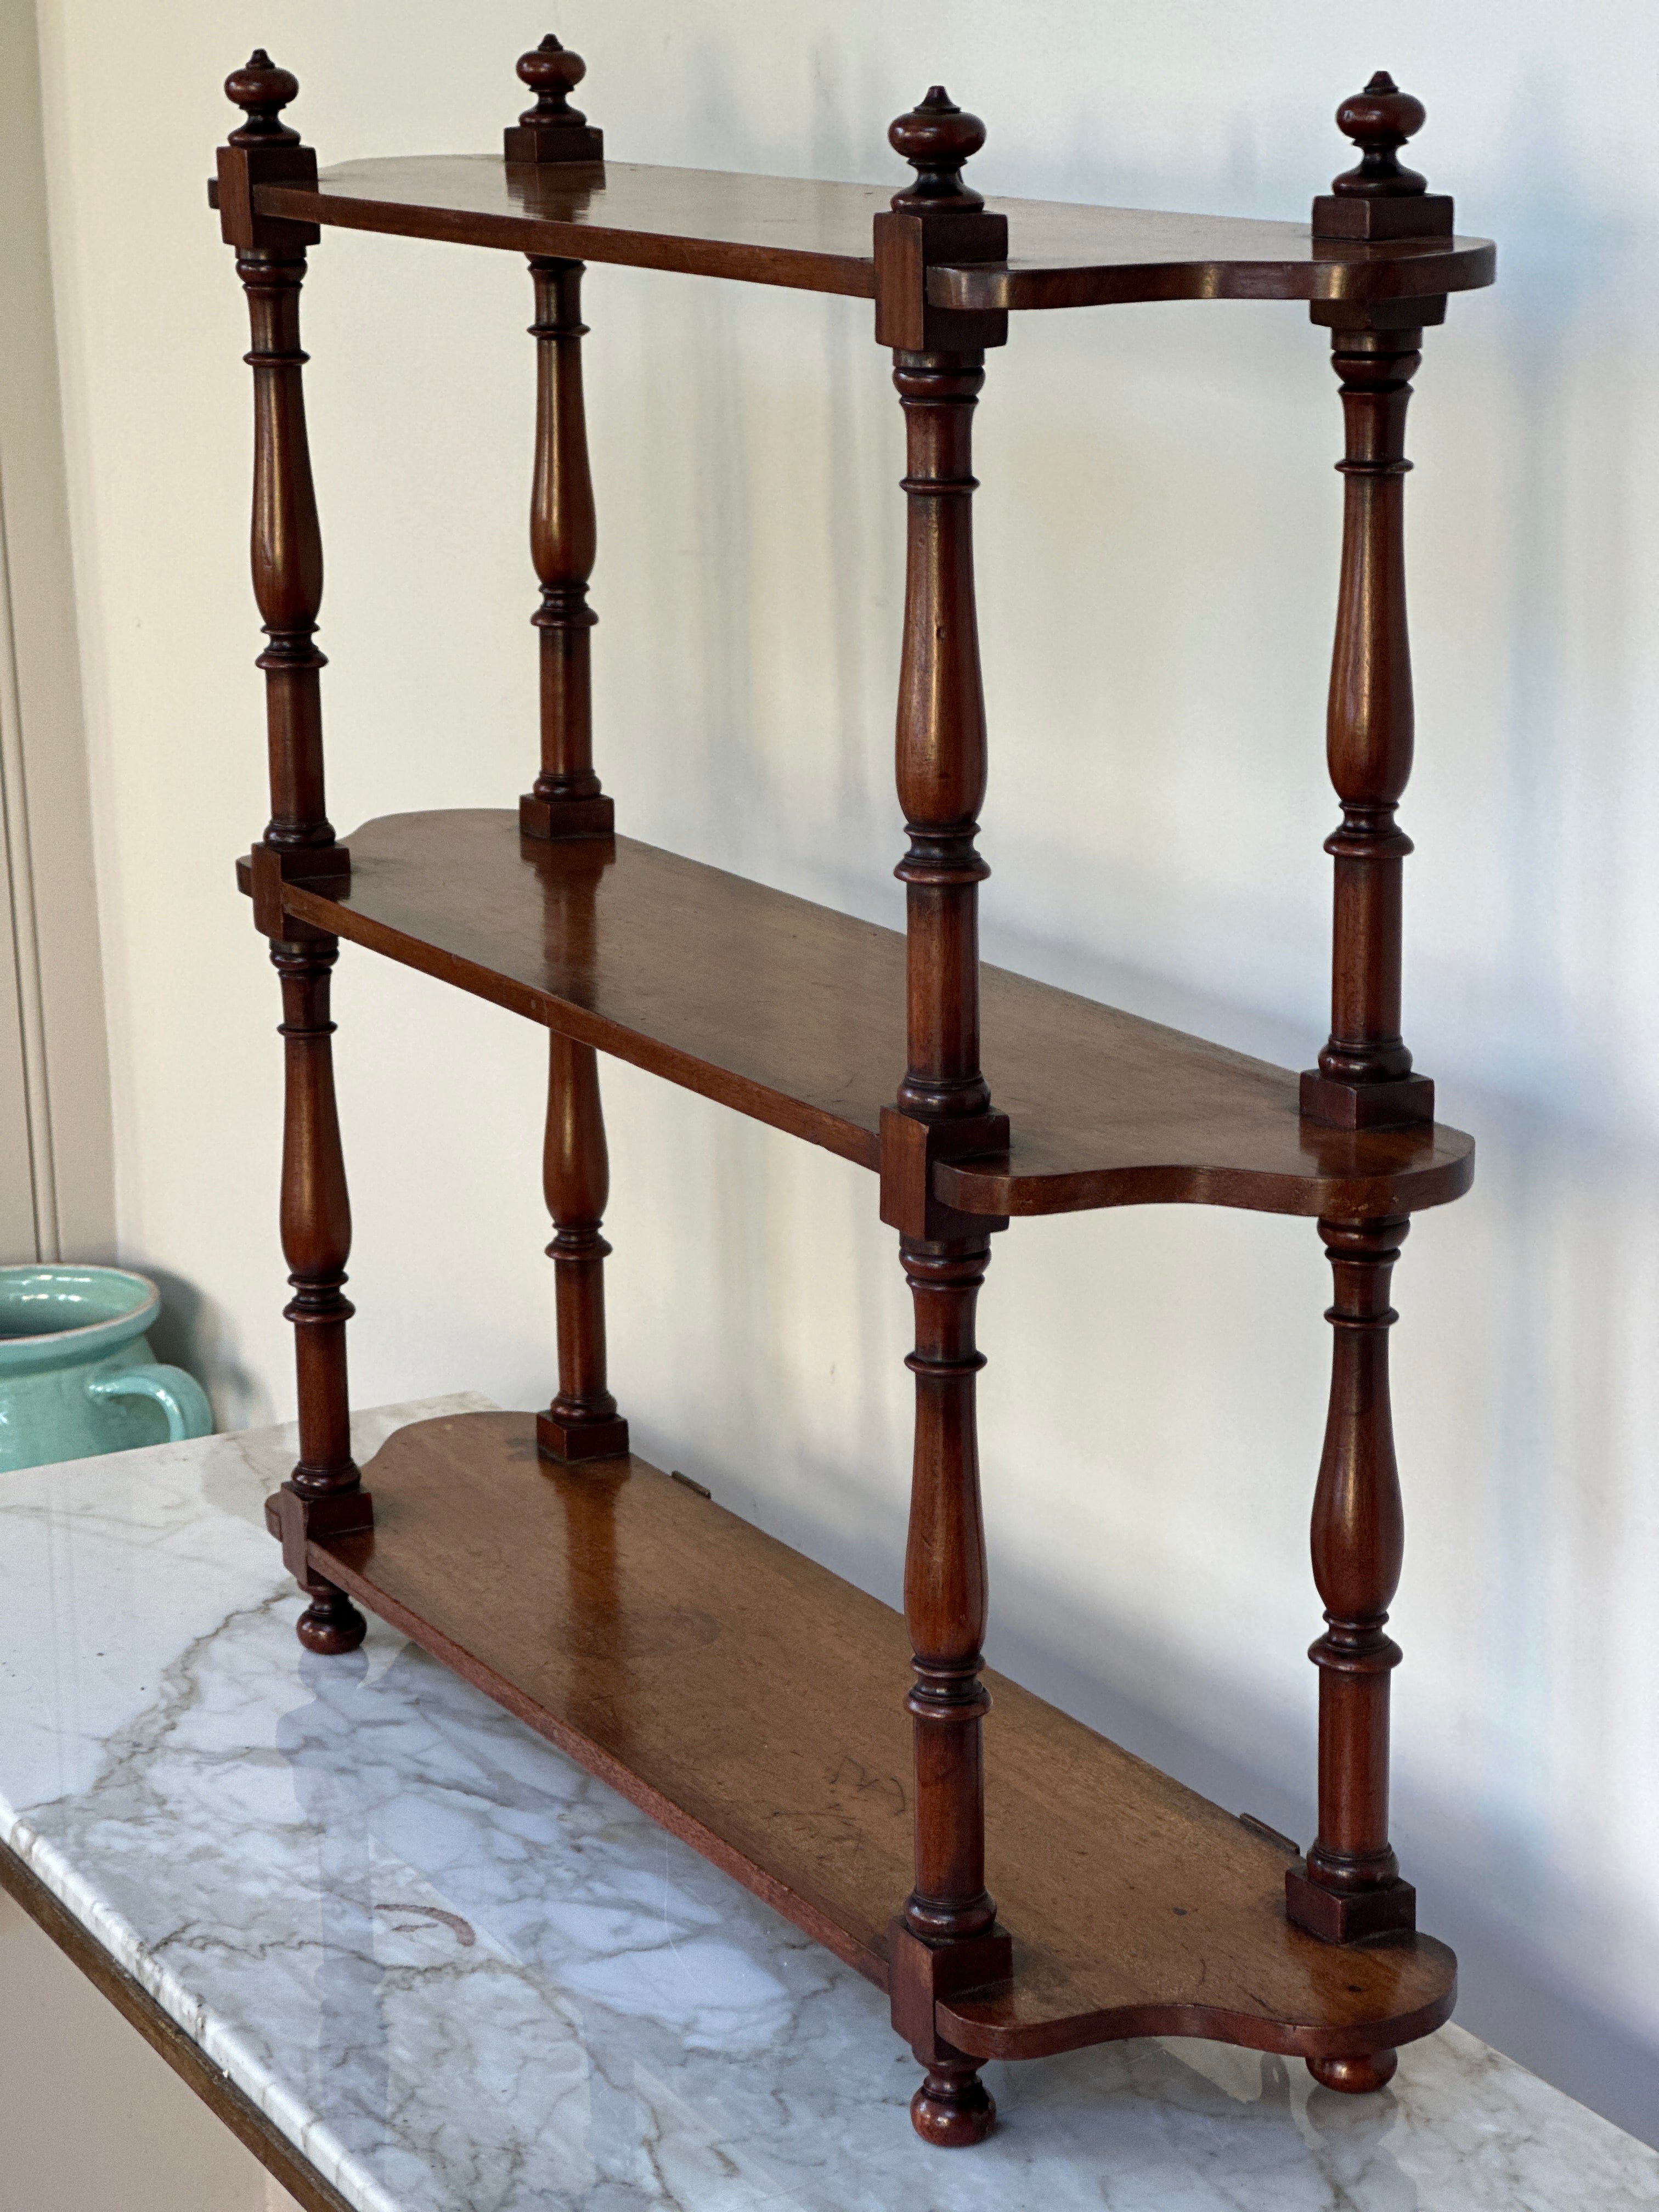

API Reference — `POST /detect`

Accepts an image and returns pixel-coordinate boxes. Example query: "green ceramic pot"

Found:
[0,1266,212,1473]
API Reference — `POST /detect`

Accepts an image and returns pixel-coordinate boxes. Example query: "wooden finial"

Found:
[1331,71,1427,198]
[1312,71,1452,241]
[505,33,604,165]
[215,50,318,253]
[224,49,301,146]
[889,86,986,212]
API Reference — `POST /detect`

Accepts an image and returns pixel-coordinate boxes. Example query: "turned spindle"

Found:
[1286,1216,1416,1976]
[889,1234,1009,2149]
[504,34,604,165]
[538,1029,629,1461]
[1301,76,1449,1134]
[889,347,1002,1140]
[881,89,1005,1158]
[877,88,1011,2154]
[270,939,367,1654]
[520,257,613,840]
[514,197,623,1455]
[221,55,369,1646]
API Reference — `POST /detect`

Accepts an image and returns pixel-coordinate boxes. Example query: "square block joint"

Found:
[1299,1068,1435,1131]
[1285,1865,1417,1944]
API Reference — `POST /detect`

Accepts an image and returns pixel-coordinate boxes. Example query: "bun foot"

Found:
[910,2061,995,2147]
[1309,2047,1398,2094]
[297,1583,367,1654]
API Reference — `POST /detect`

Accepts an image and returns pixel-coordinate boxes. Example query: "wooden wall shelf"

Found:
[212,40,1494,2155]
[244,807,1475,1221]
[309,1410,1456,2068]
[213,153,1497,312]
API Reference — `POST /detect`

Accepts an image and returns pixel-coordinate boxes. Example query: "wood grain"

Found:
[313,1410,1455,2066]
[227,157,1496,312]
[258,808,1475,1222]
[223,61,371,1659]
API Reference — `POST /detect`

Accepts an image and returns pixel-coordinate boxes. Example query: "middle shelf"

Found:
[258,807,1474,1221]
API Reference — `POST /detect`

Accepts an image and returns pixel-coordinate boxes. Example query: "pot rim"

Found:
[0,1265,162,1368]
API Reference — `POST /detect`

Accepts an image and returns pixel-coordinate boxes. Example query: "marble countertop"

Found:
[0,1397,1652,2212]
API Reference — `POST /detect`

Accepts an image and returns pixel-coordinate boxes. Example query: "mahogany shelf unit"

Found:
[212,42,1494,2152]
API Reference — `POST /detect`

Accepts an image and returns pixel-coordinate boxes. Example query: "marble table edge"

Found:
[0,1393,498,2212]
[4,1396,1657,2212]
[1,1809,396,2212]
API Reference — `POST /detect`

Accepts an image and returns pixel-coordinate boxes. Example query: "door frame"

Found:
[0,0,112,1264]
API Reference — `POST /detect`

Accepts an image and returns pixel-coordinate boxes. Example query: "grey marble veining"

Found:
[0,1401,1652,2211]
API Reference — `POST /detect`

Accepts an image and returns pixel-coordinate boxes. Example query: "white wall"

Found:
[0,0,112,1265]
[31,0,1659,2148]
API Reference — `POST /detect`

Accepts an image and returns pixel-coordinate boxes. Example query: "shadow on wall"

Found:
[141,1266,268,1435]
[988,1516,1659,2159]
[683,944,1659,2153]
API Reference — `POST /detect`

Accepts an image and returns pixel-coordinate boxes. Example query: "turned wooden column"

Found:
[1287,1217,1414,2092]
[220,53,369,1652]
[538,1029,628,1460]
[501,43,627,1462]
[519,254,611,840]
[1289,68,1452,2097]
[1300,74,1451,1136]
[875,88,1012,2153]
[1297,316,1432,1132]
[892,347,996,1132]
[900,1240,995,1960]
[269,938,366,1654]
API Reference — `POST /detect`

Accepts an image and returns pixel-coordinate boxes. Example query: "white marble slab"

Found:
[0,1400,1652,2211]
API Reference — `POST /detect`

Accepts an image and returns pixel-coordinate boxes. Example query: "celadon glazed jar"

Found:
[0,1266,212,1473]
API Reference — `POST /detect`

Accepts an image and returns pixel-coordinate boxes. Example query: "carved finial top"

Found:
[889,86,986,212]
[224,49,300,146]
[517,33,589,129]
[1331,70,1428,197]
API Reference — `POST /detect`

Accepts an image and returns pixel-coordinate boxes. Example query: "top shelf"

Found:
[247,157,1497,313]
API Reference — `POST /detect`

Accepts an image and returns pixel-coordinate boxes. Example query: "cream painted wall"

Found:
[30,0,1659,2151]
[0,0,112,1264]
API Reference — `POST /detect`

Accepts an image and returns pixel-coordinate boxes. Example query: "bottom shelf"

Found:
[313,1412,1455,2066]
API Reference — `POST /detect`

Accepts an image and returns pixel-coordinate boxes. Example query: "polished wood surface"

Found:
[889,351,997,1137]
[885,283,1005,2152]
[1284,86,1454,2002]
[538,1031,628,1462]
[1299,322,1435,1131]
[255,808,1474,1222]
[928,211,1493,314]
[1285,1216,1418,1950]
[504,33,603,167]
[1312,71,1453,245]
[270,939,358,1499]
[215,46,1488,2146]
[878,110,1015,2131]
[520,255,613,840]
[312,1410,1455,2066]
[222,55,370,1656]
[235,240,335,859]
[894,1233,1005,2143]
[230,157,1497,313]
[261,159,888,297]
